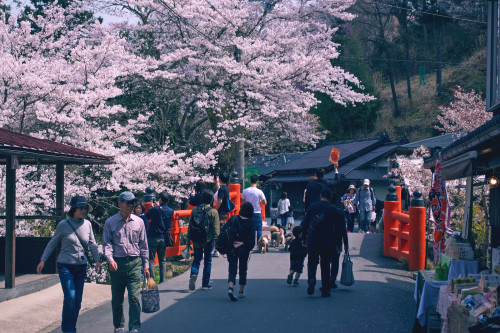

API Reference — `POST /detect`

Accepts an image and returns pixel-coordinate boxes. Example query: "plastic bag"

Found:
[181,245,192,260]
[141,278,160,313]
[340,251,355,286]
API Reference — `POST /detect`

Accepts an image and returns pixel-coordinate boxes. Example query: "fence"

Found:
[384,185,426,271]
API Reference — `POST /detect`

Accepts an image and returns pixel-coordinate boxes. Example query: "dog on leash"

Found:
[271,228,285,248]
[258,234,270,253]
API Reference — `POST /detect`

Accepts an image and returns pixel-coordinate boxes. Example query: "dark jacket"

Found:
[301,200,338,248]
[145,204,173,238]
[230,215,255,248]
[304,173,340,210]
[289,237,307,261]
[333,207,348,250]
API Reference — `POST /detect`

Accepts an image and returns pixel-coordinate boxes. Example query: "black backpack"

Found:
[189,206,210,243]
[215,216,237,255]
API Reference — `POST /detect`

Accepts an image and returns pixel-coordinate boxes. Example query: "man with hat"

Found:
[103,191,149,333]
[353,179,376,233]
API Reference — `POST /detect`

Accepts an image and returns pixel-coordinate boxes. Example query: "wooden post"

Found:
[5,156,17,288]
[55,162,64,219]
[462,176,473,241]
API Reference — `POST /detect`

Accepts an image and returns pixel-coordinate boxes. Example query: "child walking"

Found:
[287,206,294,229]
[287,226,307,287]
[270,202,279,226]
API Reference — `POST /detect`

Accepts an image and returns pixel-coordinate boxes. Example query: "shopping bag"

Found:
[340,251,355,286]
[181,245,192,260]
[141,278,160,313]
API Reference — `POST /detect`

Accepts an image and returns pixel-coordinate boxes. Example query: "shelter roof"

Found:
[399,134,455,151]
[247,152,308,175]
[0,128,113,165]
[276,135,390,172]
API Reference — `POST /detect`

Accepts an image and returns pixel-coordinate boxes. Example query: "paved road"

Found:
[59,233,416,333]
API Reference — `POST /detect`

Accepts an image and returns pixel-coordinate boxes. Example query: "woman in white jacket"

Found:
[277,192,291,230]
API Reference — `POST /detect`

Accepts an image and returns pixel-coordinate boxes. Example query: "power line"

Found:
[373,2,487,25]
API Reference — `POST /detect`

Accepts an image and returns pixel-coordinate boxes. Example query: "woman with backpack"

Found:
[187,189,220,291]
[225,202,255,301]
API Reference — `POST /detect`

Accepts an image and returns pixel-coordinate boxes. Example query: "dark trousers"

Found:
[110,257,142,330]
[331,249,341,283]
[191,241,214,287]
[307,245,333,292]
[345,211,356,232]
[227,246,251,285]
[148,237,166,283]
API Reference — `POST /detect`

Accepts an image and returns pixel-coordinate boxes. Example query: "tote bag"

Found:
[141,278,160,313]
[340,251,355,286]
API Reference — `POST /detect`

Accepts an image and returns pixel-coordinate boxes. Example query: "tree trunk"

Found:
[436,23,443,96]
[405,37,413,101]
[384,49,401,117]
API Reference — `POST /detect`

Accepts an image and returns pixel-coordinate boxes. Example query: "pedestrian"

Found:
[270,202,279,226]
[304,164,339,211]
[241,174,267,245]
[134,203,149,234]
[213,171,231,257]
[301,188,339,297]
[287,206,295,229]
[330,204,349,289]
[226,202,255,301]
[278,192,290,230]
[145,191,173,284]
[103,191,149,333]
[189,180,207,207]
[341,185,357,233]
[187,189,220,291]
[37,195,101,333]
[352,179,376,233]
[286,226,307,287]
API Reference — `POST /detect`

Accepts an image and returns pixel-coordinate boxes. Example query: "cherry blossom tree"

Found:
[93,0,374,156]
[435,86,492,138]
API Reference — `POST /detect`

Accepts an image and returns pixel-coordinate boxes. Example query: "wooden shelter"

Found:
[0,128,113,288]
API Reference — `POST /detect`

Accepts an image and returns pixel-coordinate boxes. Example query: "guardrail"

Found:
[384,185,426,271]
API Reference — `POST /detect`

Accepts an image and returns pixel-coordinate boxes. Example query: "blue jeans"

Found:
[191,241,214,287]
[359,210,373,232]
[280,213,288,229]
[57,262,87,333]
[252,213,263,244]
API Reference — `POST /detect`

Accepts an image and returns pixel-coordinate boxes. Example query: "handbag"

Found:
[141,278,160,313]
[65,220,95,264]
[340,251,355,286]
[226,197,235,212]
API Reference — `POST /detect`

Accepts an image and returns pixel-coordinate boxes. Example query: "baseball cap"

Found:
[363,179,370,185]
[118,191,136,202]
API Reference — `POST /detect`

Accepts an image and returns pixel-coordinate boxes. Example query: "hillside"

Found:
[372,49,487,142]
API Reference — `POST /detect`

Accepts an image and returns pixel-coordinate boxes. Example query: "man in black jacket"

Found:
[145,191,173,283]
[301,188,340,297]
[304,165,339,211]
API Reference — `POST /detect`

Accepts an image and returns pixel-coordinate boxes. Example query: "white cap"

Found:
[363,179,370,185]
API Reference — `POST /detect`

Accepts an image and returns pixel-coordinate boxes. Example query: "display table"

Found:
[414,270,447,326]
[439,254,478,281]
[447,301,475,333]
[436,284,458,333]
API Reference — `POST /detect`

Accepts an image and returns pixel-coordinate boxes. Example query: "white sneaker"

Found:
[238,290,246,298]
[114,329,125,333]
[130,329,140,333]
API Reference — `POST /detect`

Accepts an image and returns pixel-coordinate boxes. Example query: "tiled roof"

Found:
[276,136,386,172]
[247,152,308,175]
[400,134,455,150]
[0,128,113,165]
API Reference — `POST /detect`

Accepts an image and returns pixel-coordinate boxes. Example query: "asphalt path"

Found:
[58,233,416,333]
